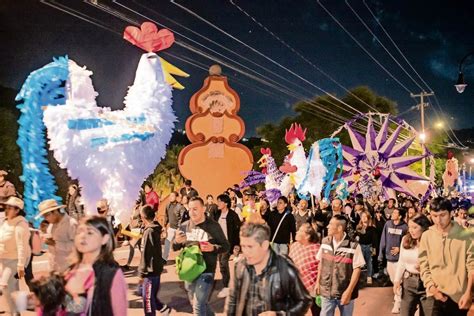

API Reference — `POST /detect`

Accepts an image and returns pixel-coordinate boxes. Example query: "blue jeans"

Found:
[320,297,354,316]
[360,244,373,277]
[142,276,165,316]
[184,273,215,316]
[162,227,176,261]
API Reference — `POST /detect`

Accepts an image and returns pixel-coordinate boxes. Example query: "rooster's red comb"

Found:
[124,22,175,53]
[447,151,454,159]
[285,123,306,144]
[260,148,272,155]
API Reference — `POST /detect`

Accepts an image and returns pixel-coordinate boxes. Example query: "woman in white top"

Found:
[0,196,31,315]
[393,214,432,316]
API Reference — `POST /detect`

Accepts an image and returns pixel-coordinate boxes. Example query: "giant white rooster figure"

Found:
[16,22,188,225]
[279,123,346,200]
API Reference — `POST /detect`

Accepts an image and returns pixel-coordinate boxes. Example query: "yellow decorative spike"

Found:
[159,57,189,90]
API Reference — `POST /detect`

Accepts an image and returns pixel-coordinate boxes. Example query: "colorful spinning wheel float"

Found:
[331,113,435,199]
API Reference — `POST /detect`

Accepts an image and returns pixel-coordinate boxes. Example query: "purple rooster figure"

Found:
[240,148,292,205]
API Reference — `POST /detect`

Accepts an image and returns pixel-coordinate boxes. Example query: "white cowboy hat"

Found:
[35,199,65,219]
[3,196,24,210]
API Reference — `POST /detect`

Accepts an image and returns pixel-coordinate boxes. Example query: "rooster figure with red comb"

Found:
[16,21,188,225]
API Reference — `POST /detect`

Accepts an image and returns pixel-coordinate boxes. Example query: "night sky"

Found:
[1,0,474,137]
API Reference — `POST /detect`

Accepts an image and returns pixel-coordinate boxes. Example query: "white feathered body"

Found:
[43,53,176,225]
[288,140,308,188]
[297,142,327,198]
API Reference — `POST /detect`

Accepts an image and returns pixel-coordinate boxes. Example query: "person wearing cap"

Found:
[36,199,77,273]
[0,170,16,225]
[65,184,84,221]
[241,188,262,222]
[0,196,31,315]
[0,170,16,204]
[96,198,115,226]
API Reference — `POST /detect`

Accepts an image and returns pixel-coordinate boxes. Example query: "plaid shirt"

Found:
[245,253,274,316]
[289,242,320,294]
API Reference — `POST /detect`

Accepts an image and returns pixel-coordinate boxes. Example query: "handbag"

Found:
[176,245,207,282]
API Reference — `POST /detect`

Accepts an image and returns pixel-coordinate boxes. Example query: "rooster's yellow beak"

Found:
[159,57,190,90]
[287,143,297,151]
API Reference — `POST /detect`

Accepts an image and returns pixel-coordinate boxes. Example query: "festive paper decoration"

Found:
[241,124,345,202]
[178,65,253,198]
[281,124,345,200]
[442,151,459,196]
[15,57,69,224]
[16,22,188,225]
[124,22,175,53]
[331,113,434,199]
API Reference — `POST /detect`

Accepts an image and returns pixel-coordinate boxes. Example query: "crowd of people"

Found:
[0,168,473,316]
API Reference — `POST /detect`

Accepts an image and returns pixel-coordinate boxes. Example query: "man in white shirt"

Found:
[36,199,77,273]
[315,214,365,316]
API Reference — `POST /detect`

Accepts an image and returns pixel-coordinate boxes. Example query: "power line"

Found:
[362,0,466,148]
[112,0,318,99]
[228,0,385,116]
[345,0,426,92]
[44,0,413,145]
[316,0,413,94]
[170,0,382,117]
[362,0,432,92]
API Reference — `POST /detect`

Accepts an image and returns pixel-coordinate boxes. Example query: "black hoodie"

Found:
[138,221,165,278]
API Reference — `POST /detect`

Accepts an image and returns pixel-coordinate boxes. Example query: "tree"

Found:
[147,145,185,197]
[256,86,398,166]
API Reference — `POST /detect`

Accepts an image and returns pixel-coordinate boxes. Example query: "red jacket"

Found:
[145,191,160,211]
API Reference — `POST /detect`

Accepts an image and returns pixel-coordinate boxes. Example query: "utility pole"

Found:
[410,91,434,176]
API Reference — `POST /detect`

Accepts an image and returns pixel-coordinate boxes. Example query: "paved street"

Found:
[19,245,473,315]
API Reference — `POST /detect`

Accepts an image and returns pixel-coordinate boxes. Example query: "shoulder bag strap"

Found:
[271,212,288,244]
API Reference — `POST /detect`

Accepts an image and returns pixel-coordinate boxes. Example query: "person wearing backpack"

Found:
[225,221,312,315]
[173,196,229,316]
[266,196,296,256]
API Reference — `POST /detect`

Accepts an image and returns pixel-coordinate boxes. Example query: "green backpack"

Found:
[176,245,207,282]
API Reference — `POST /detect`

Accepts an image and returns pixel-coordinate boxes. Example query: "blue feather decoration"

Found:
[15,56,69,225]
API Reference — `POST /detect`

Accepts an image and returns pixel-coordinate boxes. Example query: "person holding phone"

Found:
[173,196,229,316]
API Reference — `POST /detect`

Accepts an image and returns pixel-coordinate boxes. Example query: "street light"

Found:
[455,50,474,93]
[419,132,426,143]
[435,121,444,129]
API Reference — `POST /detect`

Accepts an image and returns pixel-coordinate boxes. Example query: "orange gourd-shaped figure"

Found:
[178,65,253,198]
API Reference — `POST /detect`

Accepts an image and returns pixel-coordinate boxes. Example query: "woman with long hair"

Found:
[356,211,377,284]
[259,198,271,222]
[393,214,432,316]
[0,196,31,315]
[289,223,321,316]
[65,216,127,315]
[66,184,84,221]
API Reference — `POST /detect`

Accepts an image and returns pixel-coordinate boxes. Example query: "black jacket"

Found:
[138,221,165,278]
[226,250,312,316]
[164,202,185,229]
[212,209,241,251]
[172,218,230,274]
